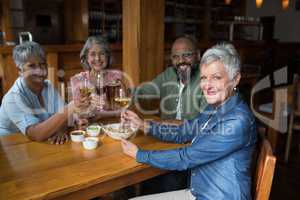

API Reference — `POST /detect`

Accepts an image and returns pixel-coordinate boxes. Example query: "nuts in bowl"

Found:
[102,123,138,140]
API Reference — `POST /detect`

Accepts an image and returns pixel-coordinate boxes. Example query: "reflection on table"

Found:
[0,118,184,200]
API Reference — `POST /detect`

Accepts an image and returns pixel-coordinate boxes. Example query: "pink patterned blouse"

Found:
[70,69,123,115]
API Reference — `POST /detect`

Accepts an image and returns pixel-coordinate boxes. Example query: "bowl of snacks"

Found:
[102,123,138,140]
[82,137,99,150]
[86,125,102,137]
[70,130,85,142]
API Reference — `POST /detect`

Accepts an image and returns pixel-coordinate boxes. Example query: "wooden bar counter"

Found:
[0,124,183,200]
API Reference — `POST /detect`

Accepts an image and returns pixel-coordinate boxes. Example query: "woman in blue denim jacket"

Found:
[121,42,257,200]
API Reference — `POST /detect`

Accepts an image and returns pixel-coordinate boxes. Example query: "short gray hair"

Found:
[80,36,111,70]
[13,41,46,70]
[200,42,241,80]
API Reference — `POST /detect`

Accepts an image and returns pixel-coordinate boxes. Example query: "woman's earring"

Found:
[19,68,24,77]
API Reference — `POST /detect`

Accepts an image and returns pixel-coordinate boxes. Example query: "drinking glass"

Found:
[94,72,105,111]
[79,77,94,98]
[114,83,132,131]
[77,76,94,119]
[106,80,121,110]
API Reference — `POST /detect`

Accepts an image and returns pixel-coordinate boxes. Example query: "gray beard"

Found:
[177,67,191,85]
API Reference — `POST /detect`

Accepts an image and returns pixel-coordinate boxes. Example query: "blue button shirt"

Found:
[0,77,64,135]
[137,94,257,200]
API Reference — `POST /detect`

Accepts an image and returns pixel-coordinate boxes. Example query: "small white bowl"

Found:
[82,137,99,150]
[86,125,101,137]
[70,130,85,142]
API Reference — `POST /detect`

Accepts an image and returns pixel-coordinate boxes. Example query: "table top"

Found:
[0,125,183,200]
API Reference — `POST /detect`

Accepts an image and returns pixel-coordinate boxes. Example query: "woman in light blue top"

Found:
[0,41,80,144]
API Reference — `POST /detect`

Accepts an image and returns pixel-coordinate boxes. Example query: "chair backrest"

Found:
[291,74,300,111]
[253,139,276,200]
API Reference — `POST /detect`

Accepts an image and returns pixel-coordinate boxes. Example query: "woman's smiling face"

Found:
[200,60,240,107]
[87,43,108,72]
[22,56,47,89]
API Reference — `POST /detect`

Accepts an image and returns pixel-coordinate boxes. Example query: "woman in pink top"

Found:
[71,36,122,126]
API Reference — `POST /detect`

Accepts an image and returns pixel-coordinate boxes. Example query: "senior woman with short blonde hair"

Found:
[120,42,257,200]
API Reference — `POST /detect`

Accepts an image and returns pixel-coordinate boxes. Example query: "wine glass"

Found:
[114,84,132,131]
[94,71,105,111]
[79,77,94,98]
[77,76,94,120]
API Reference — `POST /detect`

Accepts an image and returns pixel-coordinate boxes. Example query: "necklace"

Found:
[192,113,214,144]
[201,114,213,130]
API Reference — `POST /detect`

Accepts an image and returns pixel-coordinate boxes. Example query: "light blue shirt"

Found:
[0,77,64,135]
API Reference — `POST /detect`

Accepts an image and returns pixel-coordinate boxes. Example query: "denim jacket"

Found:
[137,94,257,200]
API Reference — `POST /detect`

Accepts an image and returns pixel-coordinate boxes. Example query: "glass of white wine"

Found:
[114,85,132,132]
[77,76,94,119]
[79,77,94,97]
[114,81,132,109]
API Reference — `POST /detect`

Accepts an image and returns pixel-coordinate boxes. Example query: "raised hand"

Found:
[121,110,144,131]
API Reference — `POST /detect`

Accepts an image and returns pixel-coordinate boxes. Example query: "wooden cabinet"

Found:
[164,0,245,42]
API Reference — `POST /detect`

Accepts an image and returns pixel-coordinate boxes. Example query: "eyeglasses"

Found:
[26,62,48,70]
[88,51,107,59]
[171,51,195,61]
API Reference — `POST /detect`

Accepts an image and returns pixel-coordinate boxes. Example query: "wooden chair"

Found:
[253,139,276,200]
[284,74,300,163]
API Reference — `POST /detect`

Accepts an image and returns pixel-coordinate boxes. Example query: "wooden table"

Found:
[0,128,183,200]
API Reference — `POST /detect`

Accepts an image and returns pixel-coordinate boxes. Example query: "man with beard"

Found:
[133,36,207,194]
[135,35,206,120]
[0,42,85,144]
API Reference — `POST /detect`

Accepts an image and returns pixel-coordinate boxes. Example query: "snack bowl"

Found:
[102,123,138,140]
[70,130,85,142]
[86,125,102,137]
[82,137,99,150]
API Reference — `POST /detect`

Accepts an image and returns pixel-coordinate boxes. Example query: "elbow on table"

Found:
[27,132,47,142]
[26,127,50,142]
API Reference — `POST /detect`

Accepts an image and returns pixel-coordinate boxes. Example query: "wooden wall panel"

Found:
[1,0,14,43]
[122,0,165,86]
[140,0,165,83]
[64,0,89,43]
[0,53,18,93]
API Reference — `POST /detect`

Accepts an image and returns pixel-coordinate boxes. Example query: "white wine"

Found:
[114,97,131,107]
[79,87,93,97]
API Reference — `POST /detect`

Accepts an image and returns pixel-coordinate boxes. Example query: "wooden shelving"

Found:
[164,0,245,42]
[88,0,122,43]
